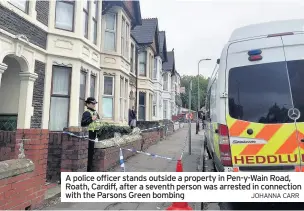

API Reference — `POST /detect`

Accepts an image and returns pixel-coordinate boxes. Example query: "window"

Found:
[92,0,98,44]
[79,71,87,125]
[121,18,125,57]
[163,73,168,91]
[139,93,146,120]
[125,23,129,58]
[83,0,89,38]
[120,77,124,120]
[49,66,71,131]
[130,44,135,73]
[153,58,157,80]
[149,94,153,119]
[228,62,293,124]
[139,52,146,76]
[149,54,153,79]
[104,13,116,51]
[90,75,96,97]
[287,60,304,123]
[55,1,75,31]
[163,100,167,119]
[103,76,114,118]
[153,93,157,117]
[124,80,128,120]
[9,0,29,13]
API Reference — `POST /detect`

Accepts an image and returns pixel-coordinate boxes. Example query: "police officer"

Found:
[81,97,102,140]
[81,97,101,172]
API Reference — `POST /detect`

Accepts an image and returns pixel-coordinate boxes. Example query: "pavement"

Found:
[43,123,205,210]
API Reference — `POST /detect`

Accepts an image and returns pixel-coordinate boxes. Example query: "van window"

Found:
[228,62,293,124]
[287,60,304,123]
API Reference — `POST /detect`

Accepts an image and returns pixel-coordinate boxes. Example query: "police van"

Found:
[204,19,304,172]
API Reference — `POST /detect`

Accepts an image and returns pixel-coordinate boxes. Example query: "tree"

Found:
[180,75,209,111]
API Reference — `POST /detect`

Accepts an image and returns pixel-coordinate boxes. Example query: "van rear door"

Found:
[226,36,301,171]
[282,34,304,170]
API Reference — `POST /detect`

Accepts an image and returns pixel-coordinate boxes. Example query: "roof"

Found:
[163,51,175,72]
[131,18,158,44]
[229,19,304,42]
[158,31,168,62]
[102,0,142,28]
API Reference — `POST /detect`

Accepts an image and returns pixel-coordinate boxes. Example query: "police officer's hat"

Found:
[85,97,97,104]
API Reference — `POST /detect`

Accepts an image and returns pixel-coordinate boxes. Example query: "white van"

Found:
[205,19,304,172]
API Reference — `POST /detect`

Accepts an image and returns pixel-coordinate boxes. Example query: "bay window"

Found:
[104,13,116,51]
[49,66,71,131]
[55,0,75,31]
[103,76,114,118]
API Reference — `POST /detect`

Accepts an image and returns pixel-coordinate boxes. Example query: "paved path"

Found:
[43,123,204,210]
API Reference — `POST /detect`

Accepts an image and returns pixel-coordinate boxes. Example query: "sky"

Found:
[139,0,304,78]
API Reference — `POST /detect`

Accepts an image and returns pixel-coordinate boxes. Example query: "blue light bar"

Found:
[248,49,262,56]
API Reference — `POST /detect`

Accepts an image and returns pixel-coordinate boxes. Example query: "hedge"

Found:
[97,123,132,141]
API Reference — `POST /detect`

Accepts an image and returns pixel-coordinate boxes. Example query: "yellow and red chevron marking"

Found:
[226,116,304,165]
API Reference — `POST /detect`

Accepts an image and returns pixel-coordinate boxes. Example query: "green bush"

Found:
[97,123,132,141]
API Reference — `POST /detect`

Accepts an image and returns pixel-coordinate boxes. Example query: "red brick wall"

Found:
[93,138,142,172]
[0,129,49,210]
[61,133,88,172]
[0,131,16,161]
[141,131,161,150]
[47,132,62,183]
[0,170,36,210]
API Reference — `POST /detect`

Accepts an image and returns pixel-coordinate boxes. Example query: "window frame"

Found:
[130,43,135,74]
[121,17,126,57]
[55,0,75,32]
[139,51,147,77]
[153,93,157,117]
[83,0,89,38]
[153,57,158,80]
[163,73,168,91]
[102,75,114,119]
[138,92,146,120]
[79,71,87,125]
[125,22,130,59]
[90,74,96,98]
[120,77,124,120]
[9,0,29,13]
[124,79,128,121]
[49,65,72,131]
[92,0,98,44]
[104,13,117,52]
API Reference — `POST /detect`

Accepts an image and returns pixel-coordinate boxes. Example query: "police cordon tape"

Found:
[62,125,188,171]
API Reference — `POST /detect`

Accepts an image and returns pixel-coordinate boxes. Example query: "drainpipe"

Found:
[135,44,139,115]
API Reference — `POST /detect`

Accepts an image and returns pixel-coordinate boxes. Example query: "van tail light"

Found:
[218,124,232,166]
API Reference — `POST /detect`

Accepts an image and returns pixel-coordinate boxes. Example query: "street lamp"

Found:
[196,58,211,134]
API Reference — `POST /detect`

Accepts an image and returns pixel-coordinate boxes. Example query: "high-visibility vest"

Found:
[86,110,102,132]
